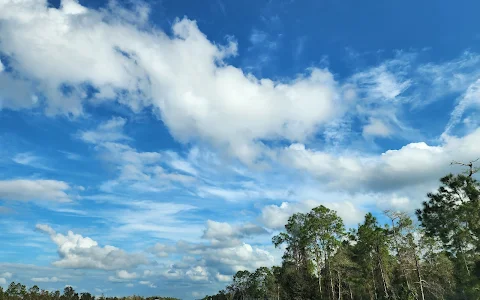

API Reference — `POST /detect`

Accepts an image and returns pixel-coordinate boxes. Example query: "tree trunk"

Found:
[378,257,389,299]
[316,247,323,298]
[462,252,470,276]
[337,271,341,300]
[414,253,425,300]
[326,251,334,300]
[370,258,378,300]
[348,283,353,300]
[326,250,334,300]
[390,217,413,296]
[330,269,335,300]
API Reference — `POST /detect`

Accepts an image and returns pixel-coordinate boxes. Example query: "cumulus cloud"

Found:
[108,270,137,283]
[108,270,138,282]
[215,273,231,282]
[177,241,275,276]
[202,220,268,243]
[0,272,12,285]
[149,243,176,257]
[260,199,365,230]
[36,224,147,270]
[281,128,480,193]
[0,0,341,163]
[141,219,277,282]
[186,266,209,282]
[0,179,72,202]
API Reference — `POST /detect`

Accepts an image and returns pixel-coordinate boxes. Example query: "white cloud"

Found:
[12,152,53,170]
[415,51,480,107]
[348,60,411,102]
[149,243,175,257]
[139,281,157,288]
[444,79,480,135]
[249,29,267,45]
[186,266,209,282]
[363,118,391,137]
[105,200,200,241]
[0,179,72,202]
[202,220,267,242]
[79,117,129,144]
[80,118,198,193]
[0,272,12,285]
[177,241,275,275]
[126,283,134,288]
[0,0,340,163]
[260,199,365,230]
[31,276,60,283]
[0,59,4,72]
[215,273,231,282]
[108,270,138,282]
[13,153,39,166]
[281,128,480,193]
[142,220,277,282]
[117,270,137,279]
[197,184,291,202]
[169,158,198,176]
[36,224,147,270]
[377,195,413,211]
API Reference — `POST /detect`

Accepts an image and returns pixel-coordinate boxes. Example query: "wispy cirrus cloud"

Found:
[12,152,53,170]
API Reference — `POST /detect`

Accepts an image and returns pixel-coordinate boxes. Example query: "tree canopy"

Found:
[204,173,480,300]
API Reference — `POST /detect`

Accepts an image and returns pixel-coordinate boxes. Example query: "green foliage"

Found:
[417,173,480,298]
[207,172,480,300]
[0,283,179,300]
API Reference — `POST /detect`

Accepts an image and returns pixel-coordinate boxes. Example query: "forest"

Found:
[203,172,480,300]
[0,285,179,300]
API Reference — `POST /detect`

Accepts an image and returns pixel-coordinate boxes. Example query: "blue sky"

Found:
[1,0,480,299]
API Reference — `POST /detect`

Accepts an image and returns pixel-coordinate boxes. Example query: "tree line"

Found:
[0,284,179,300]
[203,173,480,300]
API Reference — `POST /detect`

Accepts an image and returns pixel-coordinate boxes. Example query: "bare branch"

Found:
[451,158,480,177]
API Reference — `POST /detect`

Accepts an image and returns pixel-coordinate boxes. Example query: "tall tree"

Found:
[352,213,395,300]
[416,174,480,298]
[306,205,345,300]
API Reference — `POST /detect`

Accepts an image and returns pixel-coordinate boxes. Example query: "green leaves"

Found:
[417,173,480,298]
[209,172,480,300]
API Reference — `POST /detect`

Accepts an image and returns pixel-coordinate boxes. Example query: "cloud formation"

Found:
[0,272,12,285]
[281,128,480,193]
[0,0,341,164]
[0,180,72,202]
[31,276,60,283]
[36,224,147,270]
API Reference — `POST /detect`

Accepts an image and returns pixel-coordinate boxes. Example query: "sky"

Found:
[1,0,480,299]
